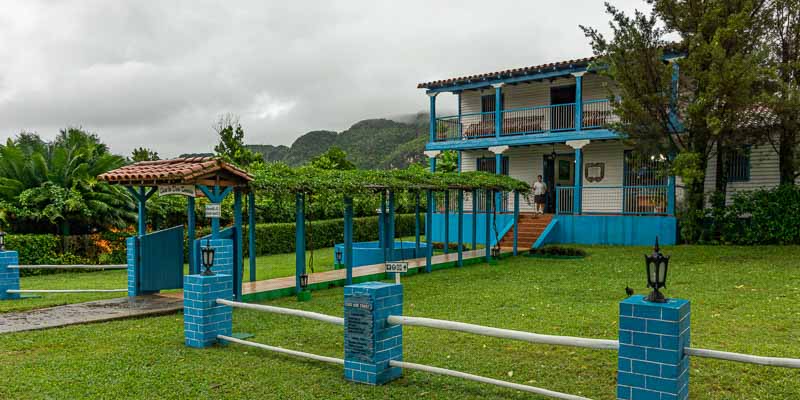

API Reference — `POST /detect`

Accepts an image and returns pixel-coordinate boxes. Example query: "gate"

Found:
[138,226,184,293]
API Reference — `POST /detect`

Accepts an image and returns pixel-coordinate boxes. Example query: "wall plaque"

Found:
[585,162,605,183]
[344,294,374,361]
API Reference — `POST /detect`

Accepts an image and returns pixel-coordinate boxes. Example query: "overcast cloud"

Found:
[0,0,647,157]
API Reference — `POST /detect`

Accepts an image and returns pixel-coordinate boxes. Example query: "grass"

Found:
[0,245,798,399]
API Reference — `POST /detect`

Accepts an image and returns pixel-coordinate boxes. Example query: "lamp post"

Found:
[644,237,669,303]
[201,240,216,276]
[491,245,501,259]
[335,248,343,269]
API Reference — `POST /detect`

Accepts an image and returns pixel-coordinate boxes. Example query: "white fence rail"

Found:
[7,289,127,293]
[216,298,344,326]
[218,335,344,365]
[685,347,800,369]
[9,264,127,270]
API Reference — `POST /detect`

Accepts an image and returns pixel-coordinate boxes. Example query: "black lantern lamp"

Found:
[644,237,669,303]
[0,231,6,251]
[549,144,557,161]
[300,273,309,290]
[201,240,216,276]
[491,245,501,259]
[335,248,343,266]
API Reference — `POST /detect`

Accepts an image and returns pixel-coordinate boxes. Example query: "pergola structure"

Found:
[99,158,256,289]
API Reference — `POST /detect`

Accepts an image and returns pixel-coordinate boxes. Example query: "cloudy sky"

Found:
[0,0,647,157]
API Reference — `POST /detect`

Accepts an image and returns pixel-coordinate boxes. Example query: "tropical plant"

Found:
[213,113,262,167]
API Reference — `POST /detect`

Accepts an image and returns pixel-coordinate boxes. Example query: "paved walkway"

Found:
[1,247,504,334]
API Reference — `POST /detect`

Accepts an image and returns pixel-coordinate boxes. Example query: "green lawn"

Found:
[0,245,798,399]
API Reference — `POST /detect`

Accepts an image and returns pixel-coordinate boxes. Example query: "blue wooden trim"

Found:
[211,185,221,237]
[429,156,436,173]
[233,189,243,300]
[425,65,591,93]
[485,190,491,262]
[573,148,583,214]
[513,191,519,255]
[197,185,214,200]
[574,75,583,132]
[532,218,559,249]
[187,196,196,274]
[145,187,158,200]
[379,191,387,261]
[247,191,256,281]
[494,85,502,138]
[471,189,477,251]
[414,192,421,255]
[457,189,464,267]
[457,150,462,172]
[344,196,354,285]
[425,189,433,273]
[443,190,449,254]
[295,193,305,294]
[425,129,621,151]
[457,92,463,138]
[137,187,146,236]
[429,95,436,142]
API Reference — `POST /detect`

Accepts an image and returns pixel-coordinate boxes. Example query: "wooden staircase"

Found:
[499,213,553,250]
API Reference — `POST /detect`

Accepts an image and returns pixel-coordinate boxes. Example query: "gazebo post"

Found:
[457,189,464,267]
[211,184,221,237]
[138,186,146,236]
[443,190,450,255]
[344,196,354,285]
[295,192,306,294]
[248,191,256,282]
[485,189,491,263]
[414,191,421,258]
[425,189,433,273]
[471,189,477,252]
[234,188,243,300]
[187,195,196,274]
[388,190,395,262]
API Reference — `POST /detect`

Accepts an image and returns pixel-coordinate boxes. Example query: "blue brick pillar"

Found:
[618,295,691,400]
[0,250,20,300]
[194,238,234,296]
[344,282,403,385]
[183,273,233,348]
[126,236,138,297]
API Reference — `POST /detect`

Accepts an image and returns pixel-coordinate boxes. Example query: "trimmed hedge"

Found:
[6,232,130,276]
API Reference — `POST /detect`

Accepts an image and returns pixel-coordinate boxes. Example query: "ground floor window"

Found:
[726,146,751,182]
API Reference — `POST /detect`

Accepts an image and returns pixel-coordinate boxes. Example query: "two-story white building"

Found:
[419,55,784,248]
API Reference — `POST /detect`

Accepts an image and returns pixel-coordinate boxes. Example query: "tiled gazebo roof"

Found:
[98,157,253,186]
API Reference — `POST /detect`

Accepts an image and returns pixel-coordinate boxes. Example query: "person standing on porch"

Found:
[533,175,547,215]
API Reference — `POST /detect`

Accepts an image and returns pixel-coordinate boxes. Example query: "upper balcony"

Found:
[433,98,617,142]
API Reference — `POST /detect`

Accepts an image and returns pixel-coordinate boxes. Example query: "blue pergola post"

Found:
[379,191,387,262]
[295,193,305,294]
[457,189,464,267]
[574,148,583,214]
[211,185,221,236]
[471,189,477,251]
[425,189,433,273]
[127,186,157,237]
[344,196,354,285]
[388,190,395,262]
[485,189,491,263]
[248,191,256,281]
[414,192,420,258]
[233,189,243,300]
[494,153,503,213]
[443,190,450,255]
[513,191,520,256]
[187,196,196,274]
[197,185,232,239]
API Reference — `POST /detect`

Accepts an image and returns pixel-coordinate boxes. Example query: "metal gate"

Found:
[138,225,184,293]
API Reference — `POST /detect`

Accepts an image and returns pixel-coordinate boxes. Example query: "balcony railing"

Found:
[557,185,669,215]
[433,99,616,142]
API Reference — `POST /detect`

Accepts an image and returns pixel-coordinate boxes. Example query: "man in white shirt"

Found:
[532,175,547,214]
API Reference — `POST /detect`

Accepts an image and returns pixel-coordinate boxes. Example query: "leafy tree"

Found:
[309,147,356,170]
[213,113,262,167]
[582,1,767,239]
[131,147,159,162]
[437,150,458,173]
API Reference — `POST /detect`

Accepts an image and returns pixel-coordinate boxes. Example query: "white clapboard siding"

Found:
[703,142,781,205]
[581,141,626,213]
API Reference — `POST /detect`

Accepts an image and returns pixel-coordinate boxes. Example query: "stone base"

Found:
[297,290,312,302]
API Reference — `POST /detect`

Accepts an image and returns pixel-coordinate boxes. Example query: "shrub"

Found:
[527,246,587,258]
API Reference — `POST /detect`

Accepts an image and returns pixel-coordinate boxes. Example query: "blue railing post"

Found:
[137,186,147,236]
[513,191,519,256]
[555,187,561,215]
[457,91,463,139]
[573,72,585,132]
[493,83,503,138]
[485,189,491,263]
[494,152,503,213]
[457,189,464,267]
[428,92,437,142]
[471,189,478,252]
[295,193,305,295]
[379,191,386,259]
[388,190,396,262]
[233,189,243,301]
[344,196,354,285]
[414,192,421,257]
[443,191,450,255]
[425,190,433,273]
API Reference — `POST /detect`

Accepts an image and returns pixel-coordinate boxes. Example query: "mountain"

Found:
[247,112,429,169]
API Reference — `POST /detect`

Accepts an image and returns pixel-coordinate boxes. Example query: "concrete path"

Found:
[0,295,183,334]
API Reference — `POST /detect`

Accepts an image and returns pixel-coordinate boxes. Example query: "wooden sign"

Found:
[158,184,195,197]
[385,262,409,273]
[205,204,221,219]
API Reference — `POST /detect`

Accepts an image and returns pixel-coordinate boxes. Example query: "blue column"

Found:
[485,189,491,262]
[494,84,503,138]
[126,237,138,296]
[0,251,20,300]
[187,196,196,274]
[471,189,477,251]
[388,191,395,261]
[574,148,583,214]
[495,153,503,212]
[414,192,420,257]
[344,196,354,285]
[211,185,221,237]
[443,190,449,255]
[457,91,463,138]
[425,189,433,273]
[618,296,690,400]
[295,193,305,294]
[457,151,462,172]
[344,282,403,385]
[137,186,146,236]
[428,93,437,142]
[513,191,520,256]
[248,191,256,282]
[574,73,583,132]
[183,272,233,348]
[457,189,463,267]
[233,189,243,300]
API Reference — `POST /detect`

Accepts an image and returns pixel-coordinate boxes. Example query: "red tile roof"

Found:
[417,56,596,89]
[98,157,253,185]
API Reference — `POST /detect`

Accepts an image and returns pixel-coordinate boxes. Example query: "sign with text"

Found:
[205,203,221,219]
[384,262,409,273]
[158,184,195,197]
